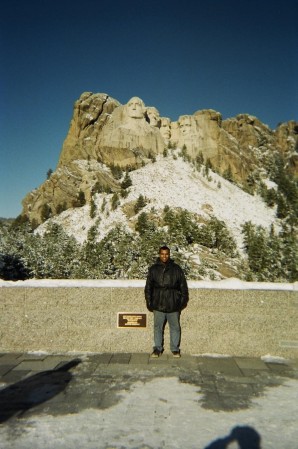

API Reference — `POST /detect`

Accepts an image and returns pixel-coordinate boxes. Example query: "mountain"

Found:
[15,91,297,281]
[37,154,277,248]
[0,218,15,224]
[21,92,297,227]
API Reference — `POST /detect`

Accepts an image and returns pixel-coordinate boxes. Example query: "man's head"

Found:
[126,97,145,118]
[160,117,171,140]
[178,115,192,135]
[146,107,160,127]
[159,245,170,264]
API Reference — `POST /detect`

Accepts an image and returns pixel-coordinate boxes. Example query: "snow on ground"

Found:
[39,205,94,243]
[127,155,278,250]
[0,377,297,449]
[38,155,279,249]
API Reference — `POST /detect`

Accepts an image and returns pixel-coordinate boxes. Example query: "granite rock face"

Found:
[59,93,297,180]
[58,94,166,168]
[58,92,120,166]
[21,91,298,225]
[274,120,298,177]
[22,160,120,225]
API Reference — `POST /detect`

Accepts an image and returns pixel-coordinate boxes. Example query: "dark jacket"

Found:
[145,258,189,313]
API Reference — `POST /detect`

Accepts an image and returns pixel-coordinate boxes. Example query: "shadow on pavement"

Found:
[204,425,261,448]
[0,358,81,423]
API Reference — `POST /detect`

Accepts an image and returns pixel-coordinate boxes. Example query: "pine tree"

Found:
[56,202,67,214]
[241,222,280,281]
[78,190,86,207]
[11,214,29,228]
[223,165,233,182]
[276,194,288,219]
[206,158,213,173]
[180,145,190,162]
[136,212,155,236]
[82,225,137,279]
[90,197,97,218]
[279,223,298,282]
[41,204,52,222]
[103,225,137,278]
[121,171,132,189]
[77,225,100,278]
[120,188,129,198]
[111,193,120,210]
[196,152,204,168]
[175,209,198,245]
[73,190,86,207]
[101,197,107,213]
[134,195,147,214]
[195,217,237,257]
[163,206,175,226]
[0,221,31,280]
[109,164,123,180]
[27,223,80,278]
[0,221,81,279]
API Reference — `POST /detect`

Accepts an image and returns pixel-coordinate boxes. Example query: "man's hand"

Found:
[146,302,153,312]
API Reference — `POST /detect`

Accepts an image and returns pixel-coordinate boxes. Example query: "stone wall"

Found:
[1,280,297,358]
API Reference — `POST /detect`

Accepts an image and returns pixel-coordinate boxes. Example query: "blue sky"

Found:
[0,0,297,218]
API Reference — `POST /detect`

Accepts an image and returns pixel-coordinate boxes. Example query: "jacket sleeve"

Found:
[144,268,154,311]
[179,268,189,309]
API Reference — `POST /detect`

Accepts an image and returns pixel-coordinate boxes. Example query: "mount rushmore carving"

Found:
[58,93,232,168]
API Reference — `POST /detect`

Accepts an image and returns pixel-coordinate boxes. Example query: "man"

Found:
[145,246,189,358]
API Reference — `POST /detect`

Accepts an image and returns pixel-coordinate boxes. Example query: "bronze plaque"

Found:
[117,313,147,328]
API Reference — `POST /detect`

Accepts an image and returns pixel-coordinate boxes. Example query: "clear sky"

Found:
[0,0,297,218]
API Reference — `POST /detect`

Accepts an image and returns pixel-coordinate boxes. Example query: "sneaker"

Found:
[151,349,162,358]
[172,351,181,358]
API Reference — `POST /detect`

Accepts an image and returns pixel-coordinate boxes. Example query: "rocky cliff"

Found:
[21,91,297,225]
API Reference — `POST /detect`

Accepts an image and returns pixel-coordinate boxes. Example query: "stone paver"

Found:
[0,352,298,448]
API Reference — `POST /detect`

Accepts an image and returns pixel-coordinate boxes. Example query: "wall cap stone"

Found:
[0,278,297,291]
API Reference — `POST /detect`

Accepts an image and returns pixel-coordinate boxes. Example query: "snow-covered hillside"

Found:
[39,154,278,251]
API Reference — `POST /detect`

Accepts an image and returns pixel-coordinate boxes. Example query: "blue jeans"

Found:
[153,310,181,352]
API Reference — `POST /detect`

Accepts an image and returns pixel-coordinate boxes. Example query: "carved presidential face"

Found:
[126,97,145,118]
[160,117,171,139]
[146,107,160,126]
[179,115,192,135]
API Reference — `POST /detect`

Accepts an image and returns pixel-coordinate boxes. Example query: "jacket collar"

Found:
[156,258,174,266]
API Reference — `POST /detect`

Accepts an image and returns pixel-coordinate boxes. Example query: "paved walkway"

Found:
[0,352,298,448]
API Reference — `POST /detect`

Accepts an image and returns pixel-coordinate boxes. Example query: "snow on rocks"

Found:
[127,155,278,249]
[36,154,279,251]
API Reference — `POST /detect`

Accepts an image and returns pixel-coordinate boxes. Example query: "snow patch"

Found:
[0,278,296,290]
[38,155,279,251]
[261,355,289,364]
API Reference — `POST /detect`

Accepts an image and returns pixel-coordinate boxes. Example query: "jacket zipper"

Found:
[162,265,166,287]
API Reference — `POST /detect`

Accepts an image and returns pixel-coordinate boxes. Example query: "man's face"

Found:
[160,118,171,139]
[147,108,159,126]
[179,116,192,135]
[127,97,144,118]
[159,249,170,264]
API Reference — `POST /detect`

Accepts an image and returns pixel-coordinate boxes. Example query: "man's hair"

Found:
[159,245,170,253]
